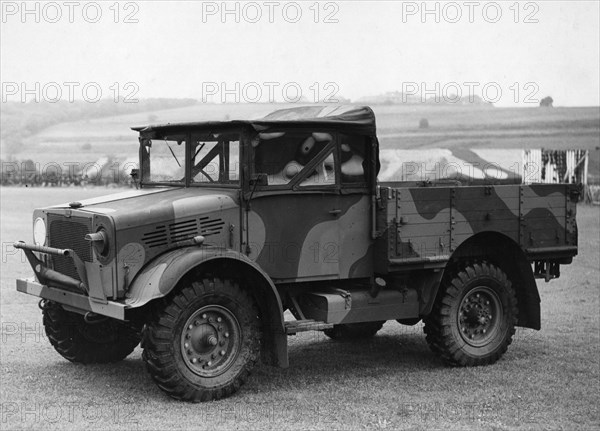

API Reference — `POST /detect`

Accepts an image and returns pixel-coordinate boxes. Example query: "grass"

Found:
[0,187,598,430]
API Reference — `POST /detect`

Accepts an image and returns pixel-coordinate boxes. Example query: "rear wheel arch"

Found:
[444,232,540,330]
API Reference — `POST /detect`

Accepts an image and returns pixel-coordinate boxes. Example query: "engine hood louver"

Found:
[142,217,225,249]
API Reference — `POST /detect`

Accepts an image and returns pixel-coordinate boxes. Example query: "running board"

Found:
[285,319,334,335]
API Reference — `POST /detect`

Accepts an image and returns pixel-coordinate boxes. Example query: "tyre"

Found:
[424,262,518,366]
[142,278,261,402]
[324,321,385,341]
[42,301,141,364]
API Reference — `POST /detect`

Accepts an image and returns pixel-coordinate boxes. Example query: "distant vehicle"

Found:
[15,106,579,401]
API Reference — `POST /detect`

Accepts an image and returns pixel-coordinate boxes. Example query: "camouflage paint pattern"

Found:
[36,187,241,298]
[25,166,577,304]
[16,104,578,321]
[375,183,578,273]
[30,184,372,300]
[248,193,372,282]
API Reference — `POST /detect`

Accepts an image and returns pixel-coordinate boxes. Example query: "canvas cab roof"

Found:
[131,105,376,136]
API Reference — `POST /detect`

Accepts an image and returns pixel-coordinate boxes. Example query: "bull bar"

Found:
[14,241,127,320]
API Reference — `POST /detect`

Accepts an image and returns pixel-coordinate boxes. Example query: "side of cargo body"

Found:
[375,183,578,272]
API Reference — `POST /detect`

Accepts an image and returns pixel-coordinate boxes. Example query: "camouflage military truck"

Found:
[15,105,579,402]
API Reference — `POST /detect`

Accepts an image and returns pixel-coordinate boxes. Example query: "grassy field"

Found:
[0,187,598,430]
[6,103,599,183]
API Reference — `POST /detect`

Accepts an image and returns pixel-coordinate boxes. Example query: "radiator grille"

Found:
[142,217,225,249]
[48,215,92,281]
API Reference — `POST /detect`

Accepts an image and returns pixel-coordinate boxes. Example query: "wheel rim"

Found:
[458,286,502,347]
[180,305,241,377]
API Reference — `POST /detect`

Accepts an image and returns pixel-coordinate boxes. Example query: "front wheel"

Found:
[142,278,261,402]
[42,301,141,363]
[424,262,518,366]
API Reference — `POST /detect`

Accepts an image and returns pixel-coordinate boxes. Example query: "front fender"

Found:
[125,246,280,313]
[125,246,288,367]
[125,247,289,368]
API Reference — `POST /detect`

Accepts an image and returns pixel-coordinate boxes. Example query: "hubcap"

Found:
[180,305,241,377]
[458,287,502,347]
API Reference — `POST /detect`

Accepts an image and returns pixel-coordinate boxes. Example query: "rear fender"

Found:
[441,232,541,330]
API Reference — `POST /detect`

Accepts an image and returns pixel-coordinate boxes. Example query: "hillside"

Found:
[0,98,197,157]
[2,102,598,183]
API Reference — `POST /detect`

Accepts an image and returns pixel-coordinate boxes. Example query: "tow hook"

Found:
[84,312,109,324]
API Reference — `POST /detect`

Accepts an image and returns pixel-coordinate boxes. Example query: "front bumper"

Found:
[17,278,126,320]
[14,241,125,320]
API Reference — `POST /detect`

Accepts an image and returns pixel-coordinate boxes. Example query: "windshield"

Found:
[141,131,240,186]
[191,132,240,185]
[142,134,186,183]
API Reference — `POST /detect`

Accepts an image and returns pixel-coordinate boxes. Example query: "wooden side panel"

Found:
[396,188,451,259]
[520,184,567,249]
[374,183,574,274]
[451,186,521,249]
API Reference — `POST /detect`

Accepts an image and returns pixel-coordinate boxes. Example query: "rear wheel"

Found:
[324,321,385,341]
[142,278,261,402]
[424,262,518,366]
[42,301,141,364]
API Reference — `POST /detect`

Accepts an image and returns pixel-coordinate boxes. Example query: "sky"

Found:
[1,1,599,106]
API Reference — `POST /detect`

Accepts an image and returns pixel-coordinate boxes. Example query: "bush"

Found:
[540,96,554,107]
[419,118,429,129]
